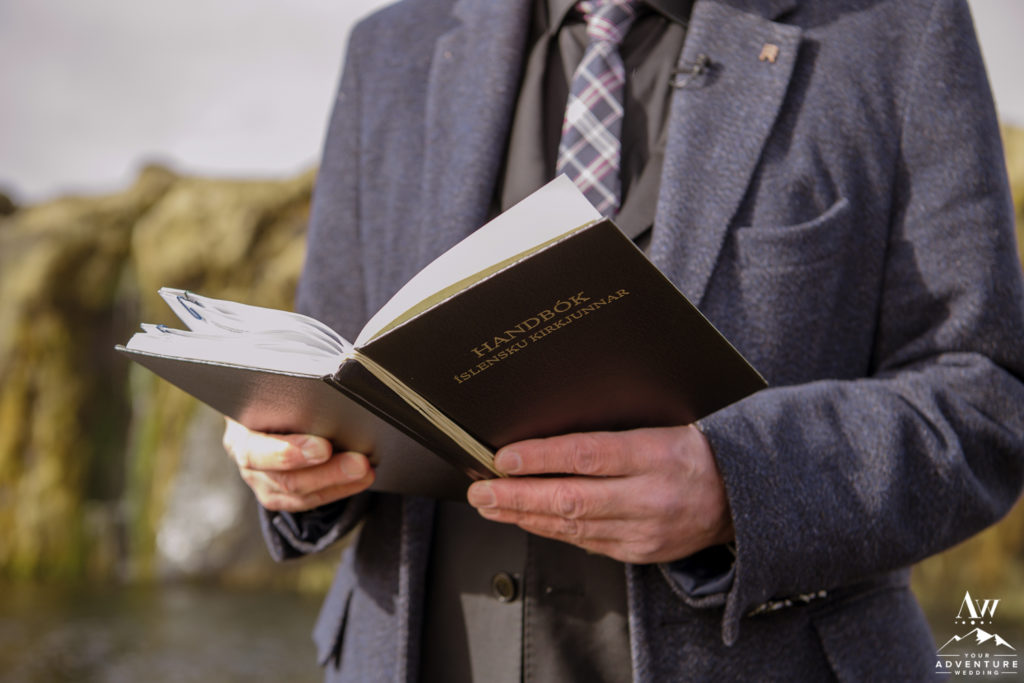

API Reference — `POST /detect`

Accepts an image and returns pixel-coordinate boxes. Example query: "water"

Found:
[3,581,1018,681]
[0,582,324,683]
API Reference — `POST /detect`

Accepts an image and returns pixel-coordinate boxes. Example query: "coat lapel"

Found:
[415,0,533,269]
[399,8,528,676]
[649,0,801,305]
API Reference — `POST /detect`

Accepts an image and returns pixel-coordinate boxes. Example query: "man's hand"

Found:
[223,418,374,512]
[466,425,733,564]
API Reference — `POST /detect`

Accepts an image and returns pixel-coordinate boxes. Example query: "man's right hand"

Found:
[223,418,375,512]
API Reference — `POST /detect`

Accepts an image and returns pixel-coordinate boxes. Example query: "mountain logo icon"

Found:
[938,627,1016,653]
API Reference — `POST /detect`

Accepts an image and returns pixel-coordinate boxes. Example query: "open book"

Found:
[119,177,766,498]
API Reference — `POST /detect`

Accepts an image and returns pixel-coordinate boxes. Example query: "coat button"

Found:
[491,572,518,603]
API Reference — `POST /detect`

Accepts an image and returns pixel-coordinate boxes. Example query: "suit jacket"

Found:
[260,0,1024,680]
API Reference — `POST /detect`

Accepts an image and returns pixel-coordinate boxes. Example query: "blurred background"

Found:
[1,1,1022,680]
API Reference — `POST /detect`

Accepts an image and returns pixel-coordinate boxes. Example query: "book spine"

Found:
[336,352,501,477]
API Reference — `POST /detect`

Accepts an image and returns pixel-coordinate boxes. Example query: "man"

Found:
[223,0,1024,679]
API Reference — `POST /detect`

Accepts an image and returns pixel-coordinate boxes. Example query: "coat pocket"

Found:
[705,196,884,383]
[731,197,852,270]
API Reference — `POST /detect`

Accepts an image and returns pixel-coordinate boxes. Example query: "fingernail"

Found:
[467,482,497,508]
[494,450,522,474]
[339,452,366,478]
[300,437,328,463]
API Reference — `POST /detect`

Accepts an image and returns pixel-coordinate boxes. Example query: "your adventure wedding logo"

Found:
[936,590,1018,676]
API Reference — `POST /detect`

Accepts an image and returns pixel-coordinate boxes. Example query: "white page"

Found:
[355,175,600,347]
[126,326,343,376]
[160,288,351,353]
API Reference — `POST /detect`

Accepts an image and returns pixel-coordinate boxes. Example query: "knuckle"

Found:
[552,481,586,519]
[504,485,527,513]
[303,489,325,509]
[273,471,300,495]
[259,438,293,470]
[648,487,682,517]
[568,434,605,475]
[272,448,297,470]
[557,516,584,540]
[679,451,700,480]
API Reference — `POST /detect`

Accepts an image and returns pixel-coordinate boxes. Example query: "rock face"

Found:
[1004,127,1024,266]
[0,165,177,580]
[0,165,341,586]
[0,127,1022,597]
[0,190,16,216]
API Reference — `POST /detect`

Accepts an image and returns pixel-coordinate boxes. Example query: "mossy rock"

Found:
[0,165,332,586]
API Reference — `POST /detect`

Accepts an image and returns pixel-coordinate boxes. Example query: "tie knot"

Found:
[576,0,641,45]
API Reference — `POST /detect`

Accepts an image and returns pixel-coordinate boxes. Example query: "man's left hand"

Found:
[466,425,734,564]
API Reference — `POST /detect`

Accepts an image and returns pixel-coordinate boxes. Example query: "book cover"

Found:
[360,219,764,449]
[118,177,767,499]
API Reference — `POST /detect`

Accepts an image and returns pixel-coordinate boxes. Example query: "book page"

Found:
[123,289,353,376]
[355,175,600,347]
[160,288,350,353]
[125,325,344,376]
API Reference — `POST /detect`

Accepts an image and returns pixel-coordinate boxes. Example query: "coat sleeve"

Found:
[686,0,1024,644]
[258,22,379,560]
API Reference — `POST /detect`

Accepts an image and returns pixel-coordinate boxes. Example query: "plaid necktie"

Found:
[556,0,641,217]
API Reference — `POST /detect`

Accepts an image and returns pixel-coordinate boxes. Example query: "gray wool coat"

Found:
[259,0,1024,680]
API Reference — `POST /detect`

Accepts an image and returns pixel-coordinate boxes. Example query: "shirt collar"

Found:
[545,0,693,30]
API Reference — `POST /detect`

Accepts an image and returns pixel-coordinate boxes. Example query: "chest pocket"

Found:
[730,197,851,271]
[704,197,883,385]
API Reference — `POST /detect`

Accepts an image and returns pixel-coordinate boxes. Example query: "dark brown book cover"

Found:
[360,219,765,450]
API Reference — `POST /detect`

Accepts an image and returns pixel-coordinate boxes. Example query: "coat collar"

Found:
[417,0,802,306]
[546,0,696,28]
[717,0,798,20]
